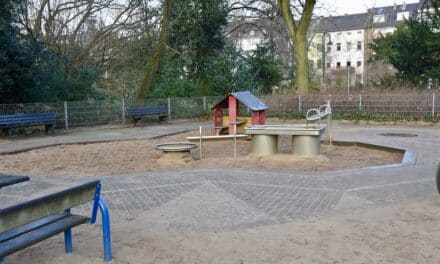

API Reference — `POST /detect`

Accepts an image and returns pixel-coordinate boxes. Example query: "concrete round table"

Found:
[155,142,198,160]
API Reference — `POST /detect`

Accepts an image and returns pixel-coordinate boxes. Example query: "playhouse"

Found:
[212,91,267,135]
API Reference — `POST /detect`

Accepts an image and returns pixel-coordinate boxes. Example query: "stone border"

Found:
[322,140,417,171]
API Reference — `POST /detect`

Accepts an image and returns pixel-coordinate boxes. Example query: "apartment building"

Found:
[228,1,426,89]
[308,13,369,87]
[309,2,420,87]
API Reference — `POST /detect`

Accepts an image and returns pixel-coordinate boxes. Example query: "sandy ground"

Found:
[0,131,402,178]
[4,199,440,264]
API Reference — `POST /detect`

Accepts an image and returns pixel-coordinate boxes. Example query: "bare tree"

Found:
[16,0,147,67]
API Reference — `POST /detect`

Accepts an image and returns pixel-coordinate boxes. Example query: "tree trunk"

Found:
[136,0,172,99]
[278,0,316,94]
[294,32,309,93]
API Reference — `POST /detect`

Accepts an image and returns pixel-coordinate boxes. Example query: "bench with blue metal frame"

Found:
[0,112,56,136]
[0,180,112,262]
[127,106,168,126]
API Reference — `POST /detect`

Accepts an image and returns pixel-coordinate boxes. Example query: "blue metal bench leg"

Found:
[91,184,112,262]
[64,229,73,253]
[99,199,112,261]
[64,209,73,253]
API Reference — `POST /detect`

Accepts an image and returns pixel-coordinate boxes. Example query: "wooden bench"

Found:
[0,112,56,136]
[127,106,168,126]
[0,180,112,262]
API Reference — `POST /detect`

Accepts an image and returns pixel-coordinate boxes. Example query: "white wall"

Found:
[325,29,365,77]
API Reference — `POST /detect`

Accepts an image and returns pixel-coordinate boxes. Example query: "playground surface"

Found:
[0,120,439,263]
[0,130,403,177]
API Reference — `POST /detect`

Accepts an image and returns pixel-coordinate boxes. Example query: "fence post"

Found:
[432,93,436,118]
[203,96,207,111]
[64,101,69,130]
[121,98,126,125]
[359,94,362,111]
[298,96,302,112]
[167,97,171,120]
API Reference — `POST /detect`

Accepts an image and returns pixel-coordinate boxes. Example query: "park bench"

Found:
[127,106,168,126]
[0,180,112,262]
[0,112,56,136]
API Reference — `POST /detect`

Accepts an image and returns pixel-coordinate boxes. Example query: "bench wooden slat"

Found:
[127,107,167,116]
[0,180,98,233]
[0,113,56,134]
[0,113,54,118]
[0,214,88,257]
[126,106,168,126]
[0,212,68,242]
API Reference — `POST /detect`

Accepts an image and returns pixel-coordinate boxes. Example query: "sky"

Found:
[320,0,420,16]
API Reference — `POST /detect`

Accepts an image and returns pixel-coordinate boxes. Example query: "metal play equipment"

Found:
[212,91,268,135]
[245,124,327,156]
[155,142,197,160]
[306,100,333,144]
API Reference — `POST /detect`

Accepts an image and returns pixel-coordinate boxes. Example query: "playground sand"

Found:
[0,131,402,178]
[6,199,440,263]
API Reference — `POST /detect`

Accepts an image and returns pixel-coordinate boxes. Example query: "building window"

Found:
[346,61,351,67]
[309,60,314,70]
[397,11,410,21]
[317,59,322,69]
[357,61,362,67]
[357,41,362,50]
[327,62,331,68]
[317,44,322,52]
[250,30,255,36]
[347,32,351,35]
[327,45,331,52]
[336,62,341,68]
[358,31,362,34]
[373,14,386,23]
[346,41,352,51]
[336,43,341,51]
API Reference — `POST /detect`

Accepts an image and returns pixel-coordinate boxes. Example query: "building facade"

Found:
[308,2,420,88]
[227,1,426,89]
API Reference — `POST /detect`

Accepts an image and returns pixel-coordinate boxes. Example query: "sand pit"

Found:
[5,199,440,263]
[0,131,402,178]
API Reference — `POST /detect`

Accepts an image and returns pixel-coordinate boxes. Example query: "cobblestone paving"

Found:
[0,122,439,231]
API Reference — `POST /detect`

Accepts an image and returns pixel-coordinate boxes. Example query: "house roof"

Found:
[313,13,370,33]
[212,91,268,111]
[312,2,421,33]
[367,3,419,27]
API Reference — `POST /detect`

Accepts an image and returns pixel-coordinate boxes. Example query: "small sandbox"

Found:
[0,130,404,178]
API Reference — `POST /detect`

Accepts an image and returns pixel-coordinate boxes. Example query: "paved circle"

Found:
[0,122,438,231]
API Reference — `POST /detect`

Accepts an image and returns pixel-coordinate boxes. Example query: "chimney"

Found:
[393,2,397,10]
[402,1,407,11]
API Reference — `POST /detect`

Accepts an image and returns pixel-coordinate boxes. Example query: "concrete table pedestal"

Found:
[292,135,321,156]
[161,150,192,160]
[251,134,278,155]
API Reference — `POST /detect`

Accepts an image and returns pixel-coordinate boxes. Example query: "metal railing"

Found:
[0,93,438,130]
